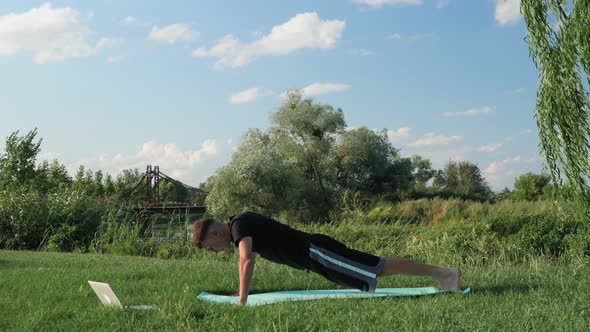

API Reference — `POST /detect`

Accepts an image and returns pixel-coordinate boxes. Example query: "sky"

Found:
[0,0,543,190]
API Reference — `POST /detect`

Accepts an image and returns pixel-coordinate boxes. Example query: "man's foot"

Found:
[436,268,461,291]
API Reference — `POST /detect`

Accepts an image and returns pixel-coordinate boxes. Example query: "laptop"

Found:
[88,281,155,310]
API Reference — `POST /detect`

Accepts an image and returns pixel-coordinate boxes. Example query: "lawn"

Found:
[1,250,589,331]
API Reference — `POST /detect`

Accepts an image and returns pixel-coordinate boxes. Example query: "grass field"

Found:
[1,250,589,331]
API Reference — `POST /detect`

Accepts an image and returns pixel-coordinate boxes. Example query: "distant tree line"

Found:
[0,129,201,205]
[203,90,555,221]
[0,95,561,223]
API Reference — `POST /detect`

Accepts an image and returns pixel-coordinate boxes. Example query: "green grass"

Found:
[1,250,589,331]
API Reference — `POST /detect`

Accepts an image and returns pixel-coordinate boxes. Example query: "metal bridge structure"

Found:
[128,165,207,214]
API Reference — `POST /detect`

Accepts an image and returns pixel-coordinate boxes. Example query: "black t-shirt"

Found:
[229,211,311,270]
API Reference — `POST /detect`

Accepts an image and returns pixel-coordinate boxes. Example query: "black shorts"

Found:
[306,234,385,292]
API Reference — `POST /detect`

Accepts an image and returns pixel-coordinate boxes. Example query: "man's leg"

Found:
[379,257,461,291]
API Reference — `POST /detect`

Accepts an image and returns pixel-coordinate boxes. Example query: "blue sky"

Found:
[0,0,542,190]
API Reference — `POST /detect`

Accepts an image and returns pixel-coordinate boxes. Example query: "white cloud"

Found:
[484,156,540,177]
[350,48,374,56]
[436,0,450,9]
[484,155,540,188]
[37,152,63,163]
[192,12,345,69]
[72,139,218,185]
[0,3,115,63]
[387,127,411,143]
[229,88,261,104]
[148,24,199,44]
[478,143,503,153]
[121,16,137,26]
[120,16,150,28]
[514,87,527,93]
[519,129,533,135]
[408,132,463,148]
[353,0,423,8]
[505,129,533,142]
[302,83,350,96]
[107,55,124,63]
[442,106,496,117]
[495,0,521,26]
[485,161,503,175]
[387,33,403,40]
[398,141,475,171]
[97,37,124,49]
[386,32,433,41]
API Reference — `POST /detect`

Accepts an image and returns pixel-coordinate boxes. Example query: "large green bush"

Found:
[205,91,413,222]
[0,188,107,251]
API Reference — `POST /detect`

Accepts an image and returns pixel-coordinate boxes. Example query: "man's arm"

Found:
[237,236,255,306]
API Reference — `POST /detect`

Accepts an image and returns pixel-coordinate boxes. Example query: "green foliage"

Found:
[0,189,48,249]
[205,129,305,219]
[495,187,513,201]
[205,91,414,221]
[0,129,42,190]
[335,127,412,196]
[90,209,199,258]
[0,188,105,250]
[522,0,590,215]
[433,161,492,201]
[410,154,435,191]
[512,172,552,201]
[35,159,73,194]
[159,180,176,202]
[93,170,104,196]
[331,197,588,262]
[103,174,115,196]
[270,90,347,217]
[73,165,91,193]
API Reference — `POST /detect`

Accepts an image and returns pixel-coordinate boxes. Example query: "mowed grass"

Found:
[1,250,589,331]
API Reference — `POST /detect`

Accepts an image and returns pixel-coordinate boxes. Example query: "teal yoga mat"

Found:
[198,287,471,306]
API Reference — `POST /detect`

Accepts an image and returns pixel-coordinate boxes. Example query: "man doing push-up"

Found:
[193,211,461,306]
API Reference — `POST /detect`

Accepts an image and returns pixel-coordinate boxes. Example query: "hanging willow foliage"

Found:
[521,0,590,215]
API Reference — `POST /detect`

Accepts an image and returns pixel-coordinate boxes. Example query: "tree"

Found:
[104,174,115,196]
[433,161,492,201]
[0,129,42,190]
[159,180,176,203]
[522,1,590,213]
[93,170,104,196]
[193,182,208,205]
[35,159,72,194]
[496,187,513,201]
[335,127,412,196]
[271,90,347,212]
[512,172,552,201]
[84,169,94,194]
[205,129,304,218]
[114,168,143,198]
[205,91,413,222]
[73,165,89,192]
[410,155,435,192]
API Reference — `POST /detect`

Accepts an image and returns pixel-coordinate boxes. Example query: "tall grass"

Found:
[1,188,588,264]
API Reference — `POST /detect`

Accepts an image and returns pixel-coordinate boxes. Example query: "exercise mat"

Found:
[198,287,471,306]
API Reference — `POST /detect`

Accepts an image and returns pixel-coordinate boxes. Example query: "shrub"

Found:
[0,189,49,249]
[0,188,109,251]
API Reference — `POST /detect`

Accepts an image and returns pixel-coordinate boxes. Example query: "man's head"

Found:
[192,218,232,252]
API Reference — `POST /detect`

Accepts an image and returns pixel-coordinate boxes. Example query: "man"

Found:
[193,211,461,306]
